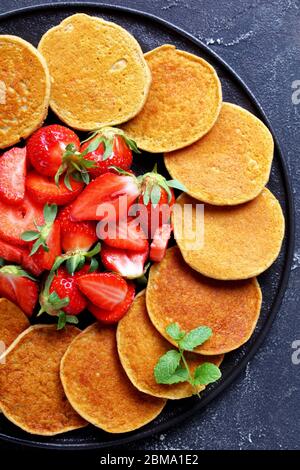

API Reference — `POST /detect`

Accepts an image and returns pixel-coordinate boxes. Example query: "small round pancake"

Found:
[146,246,262,355]
[38,14,151,130]
[0,325,86,435]
[164,102,274,205]
[173,190,285,280]
[0,35,50,149]
[121,44,222,152]
[0,298,29,350]
[60,324,166,433]
[117,291,223,399]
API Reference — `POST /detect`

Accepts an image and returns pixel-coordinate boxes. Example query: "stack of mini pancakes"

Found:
[0,13,284,436]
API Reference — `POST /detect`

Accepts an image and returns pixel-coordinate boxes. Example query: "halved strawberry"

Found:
[0,147,26,205]
[149,224,172,263]
[101,243,149,278]
[0,195,44,246]
[26,171,84,206]
[0,239,23,264]
[87,282,135,324]
[58,202,97,253]
[0,265,38,317]
[70,173,140,222]
[99,217,148,252]
[76,272,128,310]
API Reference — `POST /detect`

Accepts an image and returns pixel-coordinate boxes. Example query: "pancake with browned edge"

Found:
[0,298,29,350]
[0,35,50,149]
[38,14,151,130]
[173,189,284,280]
[117,291,224,399]
[0,325,86,435]
[60,323,166,433]
[146,246,262,355]
[164,103,274,205]
[121,45,222,152]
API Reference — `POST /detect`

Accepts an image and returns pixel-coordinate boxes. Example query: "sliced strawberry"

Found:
[0,239,23,264]
[100,217,148,252]
[0,147,26,205]
[58,202,97,253]
[20,250,44,277]
[150,224,172,263]
[87,282,135,324]
[26,171,84,206]
[0,195,44,246]
[0,265,38,317]
[27,125,80,177]
[101,243,149,278]
[76,272,128,310]
[70,173,140,222]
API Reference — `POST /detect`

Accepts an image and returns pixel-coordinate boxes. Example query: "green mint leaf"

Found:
[154,350,181,384]
[66,315,79,325]
[150,185,161,206]
[167,179,187,192]
[166,323,185,342]
[57,311,67,330]
[43,203,57,225]
[179,326,212,351]
[193,363,221,386]
[160,365,189,384]
[89,257,99,273]
[21,230,40,242]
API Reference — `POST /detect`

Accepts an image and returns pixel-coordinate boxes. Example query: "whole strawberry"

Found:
[80,127,138,178]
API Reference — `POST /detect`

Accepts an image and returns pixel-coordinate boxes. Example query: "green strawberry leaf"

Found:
[167,179,187,192]
[150,185,161,206]
[43,203,58,225]
[57,311,67,330]
[123,135,141,154]
[65,315,79,325]
[193,363,221,386]
[179,326,212,351]
[21,231,40,242]
[154,350,181,384]
[89,257,99,273]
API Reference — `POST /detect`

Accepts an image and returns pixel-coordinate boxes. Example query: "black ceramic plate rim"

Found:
[0,2,295,450]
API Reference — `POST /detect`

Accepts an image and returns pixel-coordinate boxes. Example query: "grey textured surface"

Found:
[0,0,299,452]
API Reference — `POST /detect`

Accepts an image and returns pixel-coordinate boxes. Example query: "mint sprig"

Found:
[154,323,221,395]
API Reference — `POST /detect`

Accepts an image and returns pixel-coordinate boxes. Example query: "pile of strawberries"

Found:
[0,125,181,328]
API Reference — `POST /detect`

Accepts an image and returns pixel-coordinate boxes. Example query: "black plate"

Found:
[0,2,295,450]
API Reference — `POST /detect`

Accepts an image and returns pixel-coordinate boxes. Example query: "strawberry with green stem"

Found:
[80,127,139,178]
[154,323,221,396]
[21,204,61,271]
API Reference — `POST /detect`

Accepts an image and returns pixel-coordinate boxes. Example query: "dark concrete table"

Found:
[0,0,299,451]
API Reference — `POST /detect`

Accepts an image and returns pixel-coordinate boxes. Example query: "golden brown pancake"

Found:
[38,14,151,130]
[0,35,50,149]
[121,44,222,152]
[146,246,262,355]
[60,324,166,433]
[164,102,274,205]
[117,291,224,399]
[0,298,29,350]
[0,325,86,435]
[173,189,285,280]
